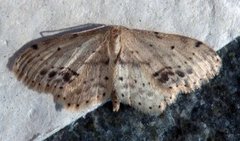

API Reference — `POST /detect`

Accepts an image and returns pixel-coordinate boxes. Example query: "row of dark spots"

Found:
[137,102,161,110]
[161,41,202,51]
[118,77,149,87]
[153,67,193,84]
[130,50,139,54]
[149,44,175,51]
[39,67,79,88]
[97,92,106,99]
[58,92,107,108]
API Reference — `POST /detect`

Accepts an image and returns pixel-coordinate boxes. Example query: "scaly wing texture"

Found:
[114,27,221,114]
[12,25,222,114]
[13,26,113,110]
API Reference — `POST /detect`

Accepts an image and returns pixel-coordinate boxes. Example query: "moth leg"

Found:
[111,90,120,112]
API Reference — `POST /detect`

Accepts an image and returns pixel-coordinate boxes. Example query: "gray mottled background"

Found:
[0,0,240,141]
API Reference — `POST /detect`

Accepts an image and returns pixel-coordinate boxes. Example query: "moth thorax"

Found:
[108,28,121,61]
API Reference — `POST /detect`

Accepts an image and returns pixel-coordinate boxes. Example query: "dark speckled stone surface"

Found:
[46,37,240,141]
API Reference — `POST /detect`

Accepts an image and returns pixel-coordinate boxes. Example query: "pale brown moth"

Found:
[12,24,222,115]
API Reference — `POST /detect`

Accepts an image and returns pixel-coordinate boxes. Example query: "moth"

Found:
[12,24,222,115]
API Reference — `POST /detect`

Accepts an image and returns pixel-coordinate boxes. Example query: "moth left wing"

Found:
[13,26,113,110]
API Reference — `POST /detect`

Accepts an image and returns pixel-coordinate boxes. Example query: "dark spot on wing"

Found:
[104,76,109,80]
[63,72,71,82]
[187,68,193,74]
[39,69,47,75]
[171,46,175,49]
[48,71,57,78]
[195,41,203,47]
[70,34,79,39]
[153,67,175,83]
[153,71,159,77]
[119,77,123,81]
[57,47,61,51]
[31,44,38,50]
[72,71,79,76]
[166,66,172,69]
[104,58,109,65]
[176,70,185,77]
[158,71,174,83]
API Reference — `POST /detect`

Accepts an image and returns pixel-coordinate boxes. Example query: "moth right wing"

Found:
[113,27,221,115]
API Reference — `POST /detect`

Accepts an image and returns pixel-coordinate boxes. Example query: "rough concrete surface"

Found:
[0,0,240,141]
